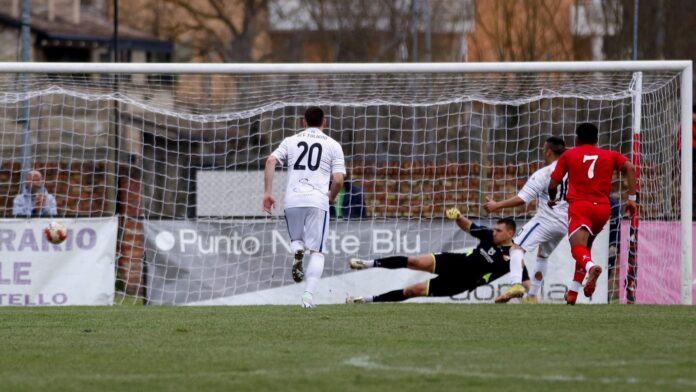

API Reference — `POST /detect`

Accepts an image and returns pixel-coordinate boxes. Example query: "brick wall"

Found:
[0,161,112,217]
[117,165,144,296]
[352,160,541,219]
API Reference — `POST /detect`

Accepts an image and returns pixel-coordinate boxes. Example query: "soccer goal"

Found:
[0,61,691,305]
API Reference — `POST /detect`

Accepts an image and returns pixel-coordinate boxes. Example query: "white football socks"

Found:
[508,248,525,285]
[304,252,325,295]
[291,240,304,255]
[528,257,548,297]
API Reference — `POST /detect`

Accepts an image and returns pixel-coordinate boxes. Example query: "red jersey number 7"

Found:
[583,155,598,179]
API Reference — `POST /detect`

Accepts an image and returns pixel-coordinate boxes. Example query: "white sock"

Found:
[362,259,375,268]
[585,261,596,272]
[291,241,304,255]
[571,280,582,292]
[528,257,548,296]
[508,249,524,284]
[301,291,314,307]
[304,252,325,295]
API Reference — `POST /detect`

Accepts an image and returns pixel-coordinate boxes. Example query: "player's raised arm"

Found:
[621,160,638,217]
[485,139,563,214]
[445,207,473,232]
[483,195,526,214]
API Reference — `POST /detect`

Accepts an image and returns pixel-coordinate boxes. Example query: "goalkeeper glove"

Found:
[445,207,461,220]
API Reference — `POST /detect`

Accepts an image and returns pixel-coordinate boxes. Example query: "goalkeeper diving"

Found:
[345,208,529,303]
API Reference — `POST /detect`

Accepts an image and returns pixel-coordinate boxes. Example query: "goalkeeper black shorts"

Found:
[426,252,529,297]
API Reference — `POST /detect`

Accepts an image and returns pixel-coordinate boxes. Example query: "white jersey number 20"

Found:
[293,142,323,171]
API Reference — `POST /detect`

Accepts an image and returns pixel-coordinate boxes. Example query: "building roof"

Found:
[0,11,172,53]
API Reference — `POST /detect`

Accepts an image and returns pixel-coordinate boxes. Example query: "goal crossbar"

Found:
[0,60,691,74]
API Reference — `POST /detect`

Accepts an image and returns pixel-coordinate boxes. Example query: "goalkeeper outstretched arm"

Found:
[445,207,475,232]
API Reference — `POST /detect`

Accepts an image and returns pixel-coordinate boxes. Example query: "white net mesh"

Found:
[0,68,686,304]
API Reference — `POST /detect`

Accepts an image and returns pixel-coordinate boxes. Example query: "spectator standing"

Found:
[330,173,366,220]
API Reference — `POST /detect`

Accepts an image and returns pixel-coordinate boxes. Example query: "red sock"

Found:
[571,244,593,270]
[572,263,586,284]
[571,245,593,283]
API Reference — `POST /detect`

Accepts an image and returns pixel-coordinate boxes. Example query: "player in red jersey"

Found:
[547,123,637,305]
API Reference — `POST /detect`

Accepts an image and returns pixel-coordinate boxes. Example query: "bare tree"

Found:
[119,0,269,62]
[268,0,474,62]
[603,0,696,62]
[118,0,475,62]
[265,0,409,62]
[601,0,696,98]
[472,0,578,61]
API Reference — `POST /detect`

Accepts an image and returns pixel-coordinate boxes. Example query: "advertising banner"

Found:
[145,219,608,305]
[619,221,696,304]
[0,217,117,306]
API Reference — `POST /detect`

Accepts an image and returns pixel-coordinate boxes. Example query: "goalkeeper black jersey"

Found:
[466,223,513,279]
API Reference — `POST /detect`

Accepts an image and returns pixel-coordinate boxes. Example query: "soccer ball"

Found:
[44,221,67,244]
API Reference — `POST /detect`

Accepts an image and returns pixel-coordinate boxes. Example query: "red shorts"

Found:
[567,200,611,237]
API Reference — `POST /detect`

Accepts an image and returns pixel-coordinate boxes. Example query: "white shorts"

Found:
[284,207,330,253]
[514,217,566,258]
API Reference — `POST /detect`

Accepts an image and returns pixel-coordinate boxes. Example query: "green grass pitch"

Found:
[1,305,695,392]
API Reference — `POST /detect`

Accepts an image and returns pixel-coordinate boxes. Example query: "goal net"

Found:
[0,62,691,305]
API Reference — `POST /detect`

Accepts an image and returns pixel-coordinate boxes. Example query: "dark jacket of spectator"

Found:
[330,180,366,219]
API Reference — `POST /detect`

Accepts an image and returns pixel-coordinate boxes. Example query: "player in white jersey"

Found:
[483,136,569,304]
[263,107,346,308]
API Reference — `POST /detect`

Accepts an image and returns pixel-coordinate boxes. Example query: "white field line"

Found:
[343,355,696,388]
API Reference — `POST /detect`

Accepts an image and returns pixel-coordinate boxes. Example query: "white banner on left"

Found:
[0,217,117,306]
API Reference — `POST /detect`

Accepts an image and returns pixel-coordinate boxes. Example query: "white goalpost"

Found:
[0,61,691,305]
